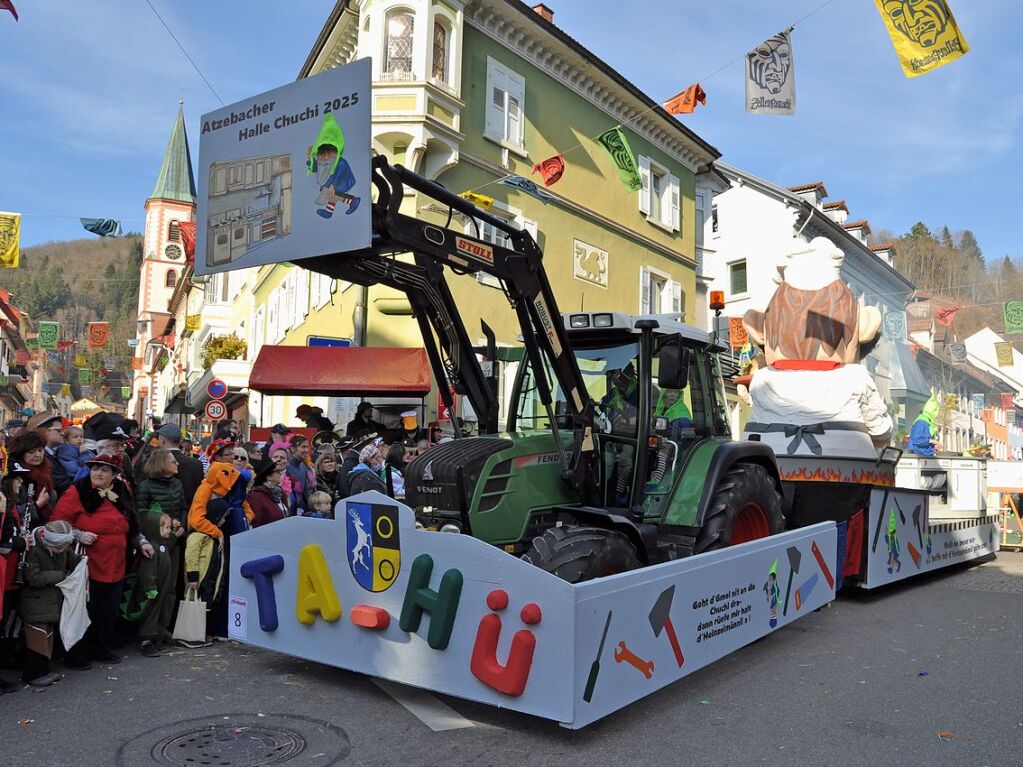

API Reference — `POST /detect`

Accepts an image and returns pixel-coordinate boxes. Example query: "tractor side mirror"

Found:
[658,339,690,390]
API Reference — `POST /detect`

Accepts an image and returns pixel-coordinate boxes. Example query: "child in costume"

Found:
[181,498,229,648]
[137,509,182,657]
[307,113,359,219]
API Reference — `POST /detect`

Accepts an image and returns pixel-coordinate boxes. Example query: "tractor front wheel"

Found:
[522,525,640,583]
[695,464,784,555]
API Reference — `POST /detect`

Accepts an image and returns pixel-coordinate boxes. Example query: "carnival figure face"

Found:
[749,35,791,94]
[882,0,949,47]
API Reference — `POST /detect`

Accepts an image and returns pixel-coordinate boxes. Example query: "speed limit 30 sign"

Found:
[205,400,227,420]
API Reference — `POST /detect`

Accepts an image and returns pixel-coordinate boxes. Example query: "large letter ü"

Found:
[470,590,542,697]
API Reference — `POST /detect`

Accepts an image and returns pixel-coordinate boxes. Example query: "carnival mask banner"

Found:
[664,83,706,115]
[745,30,796,115]
[74,353,87,367]
[499,176,554,205]
[728,317,748,348]
[970,393,985,412]
[78,369,91,384]
[995,342,1014,368]
[1003,302,1023,334]
[195,59,371,276]
[185,315,201,332]
[948,342,967,364]
[594,127,642,191]
[87,322,110,350]
[532,155,565,187]
[873,0,969,78]
[0,211,20,268]
[37,322,59,350]
[458,190,494,212]
[80,218,122,238]
[61,384,71,397]
[121,386,131,398]
[1002,393,1015,411]
[882,311,907,341]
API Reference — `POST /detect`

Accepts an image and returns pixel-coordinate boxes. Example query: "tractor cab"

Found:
[508,312,733,520]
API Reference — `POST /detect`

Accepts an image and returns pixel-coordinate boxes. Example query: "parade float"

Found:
[198,60,997,728]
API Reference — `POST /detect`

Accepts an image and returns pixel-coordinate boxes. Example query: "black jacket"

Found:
[171,449,204,509]
[336,451,360,498]
[348,465,387,496]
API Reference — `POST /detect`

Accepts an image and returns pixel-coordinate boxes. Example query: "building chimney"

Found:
[532,4,554,23]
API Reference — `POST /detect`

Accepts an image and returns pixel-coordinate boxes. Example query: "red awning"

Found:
[248,346,432,397]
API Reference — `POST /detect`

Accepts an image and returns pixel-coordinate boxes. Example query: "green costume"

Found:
[135,508,178,641]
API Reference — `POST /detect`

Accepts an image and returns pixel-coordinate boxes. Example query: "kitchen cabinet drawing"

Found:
[206,153,293,267]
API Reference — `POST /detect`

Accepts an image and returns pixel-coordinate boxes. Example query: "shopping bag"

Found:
[171,592,207,644]
[24,623,54,659]
[57,556,91,650]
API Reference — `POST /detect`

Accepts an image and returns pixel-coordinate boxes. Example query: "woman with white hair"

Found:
[346,445,387,496]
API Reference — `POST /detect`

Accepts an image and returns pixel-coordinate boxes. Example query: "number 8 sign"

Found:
[205,400,227,420]
[228,596,247,641]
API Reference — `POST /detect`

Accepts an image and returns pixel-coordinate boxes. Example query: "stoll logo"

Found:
[455,236,494,264]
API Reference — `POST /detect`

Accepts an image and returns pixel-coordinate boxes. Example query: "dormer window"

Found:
[432,20,449,82]
[384,10,414,80]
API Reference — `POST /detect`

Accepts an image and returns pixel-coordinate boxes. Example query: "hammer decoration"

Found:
[649,585,684,668]
[782,546,801,617]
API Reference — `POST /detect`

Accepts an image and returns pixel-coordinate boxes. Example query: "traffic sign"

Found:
[207,378,228,400]
[205,400,227,420]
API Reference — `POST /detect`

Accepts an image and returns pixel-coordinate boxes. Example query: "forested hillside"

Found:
[4,235,142,400]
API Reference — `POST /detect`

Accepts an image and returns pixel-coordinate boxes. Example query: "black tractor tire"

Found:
[522,525,641,583]
[695,464,784,555]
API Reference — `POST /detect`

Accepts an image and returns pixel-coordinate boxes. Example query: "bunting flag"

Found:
[970,393,985,411]
[664,83,706,115]
[935,305,961,327]
[594,127,642,191]
[61,384,71,397]
[81,385,93,397]
[46,352,58,363]
[746,30,796,115]
[948,343,966,364]
[0,211,20,268]
[121,386,131,398]
[882,311,907,341]
[0,376,8,386]
[87,321,110,350]
[1002,393,1015,410]
[531,155,565,187]
[42,382,61,395]
[728,317,748,348]
[78,369,91,384]
[15,350,29,366]
[25,337,39,351]
[74,353,87,367]
[995,342,1014,367]
[57,365,65,375]
[499,176,554,205]
[37,321,59,350]
[103,357,116,368]
[127,338,140,348]
[458,191,494,212]
[179,220,197,262]
[0,1,17,21]
[131,357,143,370]
[945,393,958,410]
[1004,301,1023,334]
[56,340,76,350]
[873,0,969,78]
[80,218,122,237]
[185,315,202,332]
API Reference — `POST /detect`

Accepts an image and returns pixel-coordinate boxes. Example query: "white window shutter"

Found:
[640,267,651,314]
[507,70,525,145]
[298,269,310,319]
[671,280,682,315]
[669,174,680,232]
[638,156,651,216]
[523,219,538,238]
[485,58,506,140]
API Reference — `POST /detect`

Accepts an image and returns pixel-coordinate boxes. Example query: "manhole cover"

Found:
[154,725,305,766]
[118,714,350,767]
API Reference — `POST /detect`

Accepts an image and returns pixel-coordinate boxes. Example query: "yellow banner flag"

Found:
[873,1,969,78]
[75,353,87,367]
[61,384,71,397]
[0,211,20,268]
[458,190,494,212]
[995,341,1014,367]
[185,314,201,332]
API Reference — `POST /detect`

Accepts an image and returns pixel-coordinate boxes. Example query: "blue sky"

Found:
[2,0,1021,264]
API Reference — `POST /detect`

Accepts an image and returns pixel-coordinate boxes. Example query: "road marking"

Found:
[373,679,477,731]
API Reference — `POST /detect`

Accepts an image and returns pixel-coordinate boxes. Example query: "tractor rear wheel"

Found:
[522,525,640,583]
[695,464,784,555]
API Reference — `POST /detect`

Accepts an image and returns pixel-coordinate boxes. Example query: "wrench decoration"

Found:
[613,641,654,679]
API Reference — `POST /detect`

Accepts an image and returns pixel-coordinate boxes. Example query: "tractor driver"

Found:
[600,364,639,435]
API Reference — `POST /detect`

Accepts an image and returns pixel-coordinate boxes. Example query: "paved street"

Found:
[3,553,1023,767]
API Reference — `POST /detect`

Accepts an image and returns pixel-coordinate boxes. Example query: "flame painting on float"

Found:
[195,58,371,275]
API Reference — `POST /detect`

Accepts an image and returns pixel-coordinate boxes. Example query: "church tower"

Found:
[129,104,196,421]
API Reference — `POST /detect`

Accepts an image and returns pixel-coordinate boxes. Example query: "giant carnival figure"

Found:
[741,236,894,527]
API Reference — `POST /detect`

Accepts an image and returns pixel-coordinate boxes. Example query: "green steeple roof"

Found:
[150,105,197,204]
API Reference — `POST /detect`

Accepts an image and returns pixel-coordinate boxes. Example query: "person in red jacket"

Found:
[52,454,153,668]
[245,457,290,527]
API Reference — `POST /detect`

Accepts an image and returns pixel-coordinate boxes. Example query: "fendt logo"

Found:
[455,236,494,264]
